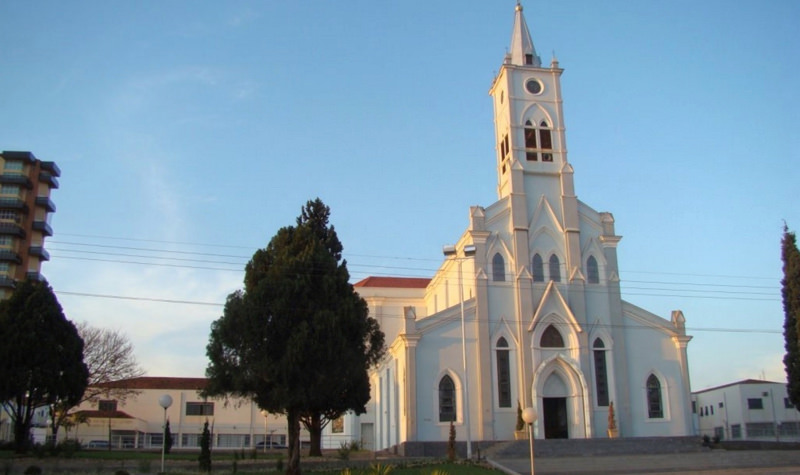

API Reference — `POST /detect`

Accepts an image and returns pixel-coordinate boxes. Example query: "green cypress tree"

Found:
[199,420,212,472]
[782,226,800,406]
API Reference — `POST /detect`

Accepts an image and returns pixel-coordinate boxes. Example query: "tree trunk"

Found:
[286,409,301,475]
[307,413,323,457]
[14,415,30,453]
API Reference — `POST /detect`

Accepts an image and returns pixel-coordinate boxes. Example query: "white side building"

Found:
[693,379,800,441]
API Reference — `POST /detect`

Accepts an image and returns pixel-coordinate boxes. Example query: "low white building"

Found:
[61,377,358,450]
[692,379,800,441]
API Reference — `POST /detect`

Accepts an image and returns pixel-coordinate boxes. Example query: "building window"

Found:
[186,402,214,416]
[781,421,800,436]
[549,254,561,282]
[719,402,724,408]
[0,185,19,196]
[4,161,23,172]
[541,325,565,348]
[492,253,505,282]
[731,424,742,439]
[746,422,774,437]
[0,262,9,274]
[524,120,553,162]
[532,254,544,282]
[98,400,117,412]
[692,401,697,414]
[593,338,609,406]
[331,417,344,433]
[587,256,599,284]
[714,426,724,440]
[0,210,19,223]
[524,120,537,161]
[439,375,456,422]
[747,398,763,410]
[0,236,11,248]
[785,397,795,409]
[496,337,511,408]
[710,405,714,415]
[646,374,663,419]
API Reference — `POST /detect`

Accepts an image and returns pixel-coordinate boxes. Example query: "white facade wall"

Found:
[693,380,800,441]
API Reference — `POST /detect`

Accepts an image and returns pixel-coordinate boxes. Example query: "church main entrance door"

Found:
[543,397,568,439]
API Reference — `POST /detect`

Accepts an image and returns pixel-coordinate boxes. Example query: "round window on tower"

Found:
[525,79,543,95]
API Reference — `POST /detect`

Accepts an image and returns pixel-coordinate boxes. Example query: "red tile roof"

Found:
[354,276,431,289]
[95,377,207,391]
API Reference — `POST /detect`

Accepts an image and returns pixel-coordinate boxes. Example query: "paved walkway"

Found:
[489,450,800,475]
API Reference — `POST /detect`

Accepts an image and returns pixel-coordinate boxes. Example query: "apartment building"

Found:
[0,151,59,298]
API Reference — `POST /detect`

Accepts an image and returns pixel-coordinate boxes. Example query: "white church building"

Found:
[354,3,694,450]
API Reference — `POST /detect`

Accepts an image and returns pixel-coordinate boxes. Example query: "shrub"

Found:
[338,441,351,460]
[23,466,42,475]
[114,470,130,475]
[276,456,284,472]
[349,439,361,451]
[369,463,394,475]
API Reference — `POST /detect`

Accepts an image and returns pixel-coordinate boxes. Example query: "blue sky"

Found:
[1,1,798,391]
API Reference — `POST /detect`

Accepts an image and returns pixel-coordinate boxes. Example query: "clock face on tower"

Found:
[525,79,542,94]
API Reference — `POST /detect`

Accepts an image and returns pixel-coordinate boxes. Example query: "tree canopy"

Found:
[783,226,800,407]
[205,198,385,475]
[0,279,89,452]
[49,323,145,439]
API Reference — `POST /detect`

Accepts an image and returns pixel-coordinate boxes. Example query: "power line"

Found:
[51,289,782,335]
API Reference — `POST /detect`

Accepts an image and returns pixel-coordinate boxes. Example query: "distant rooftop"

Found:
[95,376,207,391]
[354,276,431,289]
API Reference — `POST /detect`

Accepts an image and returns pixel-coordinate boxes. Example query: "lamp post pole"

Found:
[158,395,173,474]
[443,244,476,460]
[522,407,538,475]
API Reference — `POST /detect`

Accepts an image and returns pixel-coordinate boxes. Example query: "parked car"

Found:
[87,440,110,449]
[255,441,287,449]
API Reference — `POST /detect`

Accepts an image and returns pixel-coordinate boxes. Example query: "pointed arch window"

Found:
[646,374,664,419]
[587,256,599,284]
[539,121,553,162]
[549,254,561,282]
[496,337,511,408]
[439,375,456,422]
[492,253,506,282]
[593,338,609,406]
[524,120,553,162]
[540,325,565,348]
[532,253,544,282]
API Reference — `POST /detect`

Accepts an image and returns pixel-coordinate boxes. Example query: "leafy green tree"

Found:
[198,420,212,472]
[783,226,800,407]
[0,279,89,452]
[205,198,385,475]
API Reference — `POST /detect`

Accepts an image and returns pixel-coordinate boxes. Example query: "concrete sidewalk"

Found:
[488,450,800,475]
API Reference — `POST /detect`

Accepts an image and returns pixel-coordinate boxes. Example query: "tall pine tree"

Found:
[782,226,800,406]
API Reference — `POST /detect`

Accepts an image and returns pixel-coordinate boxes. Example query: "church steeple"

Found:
[508,2,540,67]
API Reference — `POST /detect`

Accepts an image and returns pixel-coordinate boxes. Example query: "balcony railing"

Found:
[0,222,25,238]
[0,249,22,264]
[35,196,56,212]
[29,246,50,261]
[32,221,53,236]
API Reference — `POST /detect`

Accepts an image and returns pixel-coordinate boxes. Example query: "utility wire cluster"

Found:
[46,232,783,335]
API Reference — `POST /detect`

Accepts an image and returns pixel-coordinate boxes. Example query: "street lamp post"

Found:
[260,410,268,452]
[443,243,477,460]
[158,395,173,474]
[522,407,538,475]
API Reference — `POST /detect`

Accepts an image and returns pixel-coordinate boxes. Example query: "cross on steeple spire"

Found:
[508,2,540,67]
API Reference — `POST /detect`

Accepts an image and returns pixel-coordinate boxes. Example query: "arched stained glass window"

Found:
[587,256,599,284]
[493,253,506,282]
[541,325,565,348]
[549,254,561,282]
[593,338,609,406]
[647,374,663,419]
[532,253,544,282]
[496,337,511,408]
[439,375,456,422]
